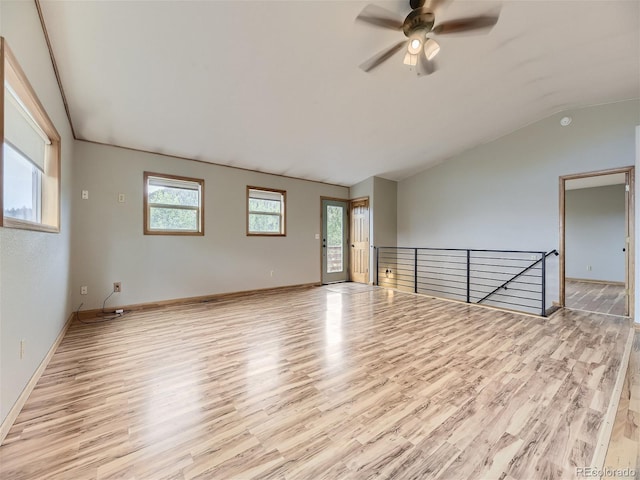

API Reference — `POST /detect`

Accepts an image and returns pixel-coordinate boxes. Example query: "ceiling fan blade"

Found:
[360,41,407,72]
[432,15,499,35]
[356,4,404,31]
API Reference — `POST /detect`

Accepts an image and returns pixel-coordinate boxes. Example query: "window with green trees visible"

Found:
[247,186,286,236]
[144,172,204,235]
[1,37,61,233]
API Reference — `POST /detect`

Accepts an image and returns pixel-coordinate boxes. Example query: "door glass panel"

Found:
[326,205,344,273]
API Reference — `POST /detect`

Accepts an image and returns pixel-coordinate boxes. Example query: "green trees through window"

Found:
[144,173,204,235]
[247,187,286,236]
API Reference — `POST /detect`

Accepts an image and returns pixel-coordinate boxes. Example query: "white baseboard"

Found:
[0,311,74,445]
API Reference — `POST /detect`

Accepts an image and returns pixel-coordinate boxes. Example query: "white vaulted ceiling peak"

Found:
[39,0,640,186]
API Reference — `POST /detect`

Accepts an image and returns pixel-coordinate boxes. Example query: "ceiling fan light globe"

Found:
[403,51,418,66]
[409,38,422,52]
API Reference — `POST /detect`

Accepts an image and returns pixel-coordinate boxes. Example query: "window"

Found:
[247,186,286,236]
[144,172,204,235]
[1,38,61,232]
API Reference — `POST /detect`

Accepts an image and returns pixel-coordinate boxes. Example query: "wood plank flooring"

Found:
[566,280,627,316]
[0,283,633,479]
[604,331,640,477]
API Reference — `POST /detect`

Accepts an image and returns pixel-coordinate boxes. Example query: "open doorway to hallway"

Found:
[560,167,634,316]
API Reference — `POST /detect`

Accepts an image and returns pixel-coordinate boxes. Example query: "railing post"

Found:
[375,247,379,286]
[466,250,471,303]
[541,252,546,317]
[414,248,418,293]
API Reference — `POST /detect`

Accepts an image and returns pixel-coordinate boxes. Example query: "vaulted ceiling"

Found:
[40,0,640,186]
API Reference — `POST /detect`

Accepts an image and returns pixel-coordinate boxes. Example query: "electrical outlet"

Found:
[114,282,122,293]
[118,193,126,203]
[80,286,88,295]
[587,265,592,271]
[20,340,25,359]
[81,190,89,200]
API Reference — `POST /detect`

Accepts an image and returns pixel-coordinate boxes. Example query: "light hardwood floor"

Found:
[604,332,640,477]
[566,280,627,317]
[0,283,633,479]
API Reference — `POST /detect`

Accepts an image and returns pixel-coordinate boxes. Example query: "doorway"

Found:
[350,197,370,284]
[321,198,349,284]
[560,166,634,316]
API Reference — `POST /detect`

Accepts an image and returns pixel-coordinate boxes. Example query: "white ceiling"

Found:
[40,0,640,186]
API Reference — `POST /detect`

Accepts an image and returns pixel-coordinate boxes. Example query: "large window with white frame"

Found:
[144,172,204,235]
[247,186,286,236]
[1,37,61,232]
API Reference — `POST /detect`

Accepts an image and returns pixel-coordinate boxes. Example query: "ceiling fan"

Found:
[357,0,500,75]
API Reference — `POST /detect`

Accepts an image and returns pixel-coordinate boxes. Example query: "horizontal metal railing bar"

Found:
[394,281,417,289]
[471,273,543,281]
[470,266,542,273]
[489,280,542,287]
[418,271,468,278]
[381,256,540,265]
[385,275,416,282]
[417,258,468,266]
[470,273,541,283]
[470,286,541,295]
[418,287,466,298]
[377,247,547,255]
[379,263,415,269]
[418,262,467,269]
[417,260,467,267]
[416,253,467,259]
[469,255,542,262]
[418,275,467,283]
[470,260,542,268]
[420,284,467,293]
[471,272,542,279]
[417,277,467,286]
[417,266,467,275]
[418,283,467,293]
[470,268,541,276]
[471,290,542,302]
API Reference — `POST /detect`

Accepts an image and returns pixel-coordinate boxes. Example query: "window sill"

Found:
[1,217,59,233]
[143,230,204,236]
[247,233,286,237]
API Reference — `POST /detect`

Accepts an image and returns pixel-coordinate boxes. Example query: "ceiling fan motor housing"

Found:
[403,8,435,37]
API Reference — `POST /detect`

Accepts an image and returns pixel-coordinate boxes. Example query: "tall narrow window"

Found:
[144,172,204,235]
[247,186,286,236]
[1,38,61,232]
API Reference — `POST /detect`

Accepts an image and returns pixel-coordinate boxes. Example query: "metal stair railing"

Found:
[375,247,559,316]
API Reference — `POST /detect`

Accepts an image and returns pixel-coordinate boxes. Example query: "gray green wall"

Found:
[350,176,397,284]
[566,185,626,283]
[397,100,640,308]
[71,141,348,310]
[0,1,75,423]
